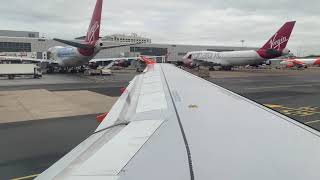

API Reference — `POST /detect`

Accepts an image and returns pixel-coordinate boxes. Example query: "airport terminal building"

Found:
[0,30,256,62]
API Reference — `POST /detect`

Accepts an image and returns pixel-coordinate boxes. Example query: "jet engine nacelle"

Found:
[94,40,103,51]
[281,48,290,55]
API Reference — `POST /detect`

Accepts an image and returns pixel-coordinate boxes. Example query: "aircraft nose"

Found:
[47,47,58,60]
[183,58,193,66]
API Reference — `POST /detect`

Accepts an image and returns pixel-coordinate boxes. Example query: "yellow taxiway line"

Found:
[10,174,39,180]
[264,104,320,117]
[305,120,320,125]
[247,84,313,90]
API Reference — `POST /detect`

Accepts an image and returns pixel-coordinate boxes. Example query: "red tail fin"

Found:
[260,21,296,51]
[140,56,156,65]
[85,0,103,45]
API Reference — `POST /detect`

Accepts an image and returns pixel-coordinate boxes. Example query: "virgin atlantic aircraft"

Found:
[183,21,296,70]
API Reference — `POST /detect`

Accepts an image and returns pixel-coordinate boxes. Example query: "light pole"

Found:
[240,40,245,49]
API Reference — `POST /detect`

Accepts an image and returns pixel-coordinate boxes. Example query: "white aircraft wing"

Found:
[90,56,163,63]
[36,63,320,180]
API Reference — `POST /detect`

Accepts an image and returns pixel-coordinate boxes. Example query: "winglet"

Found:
[96,112,108,123]
[140,56,156,65]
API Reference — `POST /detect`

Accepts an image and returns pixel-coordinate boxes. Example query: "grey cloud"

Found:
[0,0,319,55]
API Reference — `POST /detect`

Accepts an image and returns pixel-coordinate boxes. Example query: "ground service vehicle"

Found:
[0,64,42,79]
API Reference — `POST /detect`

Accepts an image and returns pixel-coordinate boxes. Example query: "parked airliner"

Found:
[280,58,320,68]
[183,21,296,70]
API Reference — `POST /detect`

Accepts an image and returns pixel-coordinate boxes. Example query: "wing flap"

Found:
[72,120,164,176]
[94,76,138,132]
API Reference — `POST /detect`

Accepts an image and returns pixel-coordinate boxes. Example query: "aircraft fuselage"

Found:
[48,45,101,67]
[183,50,265,67]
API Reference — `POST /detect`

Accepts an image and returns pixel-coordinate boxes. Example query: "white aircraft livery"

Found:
[183,21,296,70]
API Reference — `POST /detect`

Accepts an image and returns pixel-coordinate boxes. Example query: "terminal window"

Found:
[28,33,36,38]
[0,42,31,52]
[130,47,168,56]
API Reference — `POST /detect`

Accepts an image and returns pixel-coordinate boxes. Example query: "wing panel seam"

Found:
[159,64,195,180]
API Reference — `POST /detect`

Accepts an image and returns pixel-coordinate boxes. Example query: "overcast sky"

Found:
[0,0,319,55]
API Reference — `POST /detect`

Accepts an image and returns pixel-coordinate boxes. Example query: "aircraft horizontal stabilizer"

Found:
[53,38,94,50]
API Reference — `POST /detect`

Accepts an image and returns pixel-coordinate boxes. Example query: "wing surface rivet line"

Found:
[160,65,195,180]
[94,122,130,134]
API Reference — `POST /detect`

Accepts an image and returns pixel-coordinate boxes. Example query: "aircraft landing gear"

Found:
[59,67,67,73]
